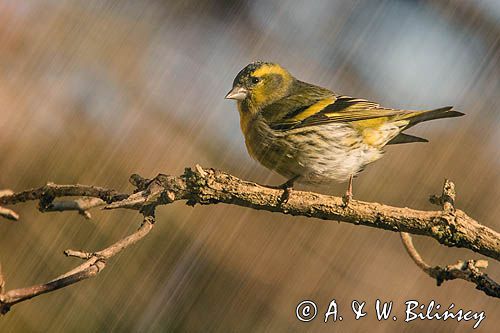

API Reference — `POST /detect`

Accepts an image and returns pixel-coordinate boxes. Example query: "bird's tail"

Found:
[402,106,464,129]
[387,106,464,145]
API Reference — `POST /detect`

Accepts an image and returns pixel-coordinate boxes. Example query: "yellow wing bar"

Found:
[273,96,404,130]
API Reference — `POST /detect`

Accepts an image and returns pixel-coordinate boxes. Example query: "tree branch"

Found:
[41,197,106,219]
[400,180,500,297]
[107,167,500,261]
[0,183,127,207]
[400,232,500,298]
[0,165,498,313]
[0,209,155,315]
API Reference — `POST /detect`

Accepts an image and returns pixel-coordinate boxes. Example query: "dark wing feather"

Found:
[267,86,406,131]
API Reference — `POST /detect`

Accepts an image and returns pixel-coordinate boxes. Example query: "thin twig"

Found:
[42,197,106,219]
[401,179,500,298]
[400,232,500,298]
[0,210,155,314]
[0,183,127,206]
[0,263,5,294]
[0,206,19,221]
[0,190,13,197]
[0,190,18,221]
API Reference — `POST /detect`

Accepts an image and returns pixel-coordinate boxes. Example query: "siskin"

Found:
[225,61,464,201]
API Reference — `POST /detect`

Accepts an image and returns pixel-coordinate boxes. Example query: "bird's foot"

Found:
[279,187,293,205]
[342,175,354,206]
[342,191,353,207]
[267,176,299,205]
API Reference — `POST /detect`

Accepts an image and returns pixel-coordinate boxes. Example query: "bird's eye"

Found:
[251,77,260,84]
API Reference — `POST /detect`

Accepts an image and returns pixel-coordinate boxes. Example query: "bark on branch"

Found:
[0,165,499,313]
[108,167,500,261]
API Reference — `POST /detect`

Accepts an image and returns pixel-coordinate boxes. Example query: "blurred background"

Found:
[0,0,499,331]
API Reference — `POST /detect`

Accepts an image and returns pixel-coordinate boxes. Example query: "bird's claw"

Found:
[278,186,293,204]
[267,176,299,205]
[342,191,353,207]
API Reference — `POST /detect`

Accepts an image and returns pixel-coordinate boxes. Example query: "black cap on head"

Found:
[232,61,271,87]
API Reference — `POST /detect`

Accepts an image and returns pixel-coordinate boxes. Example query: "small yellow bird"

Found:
[225,61,464,201]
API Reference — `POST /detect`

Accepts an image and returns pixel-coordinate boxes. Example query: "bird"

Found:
[225,61,464,202]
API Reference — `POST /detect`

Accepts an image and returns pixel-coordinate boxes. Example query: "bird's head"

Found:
[226,62,294,110]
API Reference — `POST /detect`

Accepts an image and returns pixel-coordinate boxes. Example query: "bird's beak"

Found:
[225,86,248,101]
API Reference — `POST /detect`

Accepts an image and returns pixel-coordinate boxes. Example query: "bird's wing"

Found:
[268,94,407,131]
